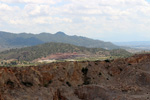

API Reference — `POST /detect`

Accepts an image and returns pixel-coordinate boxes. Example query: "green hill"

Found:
[0,31,119,50]
[0,42,131,61]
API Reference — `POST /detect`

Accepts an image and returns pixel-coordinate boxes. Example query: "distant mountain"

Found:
[114,41,150,50]
[0,31,119,50]
[0,42,131,61]
[0,31,43,47]
[114,41,150,46]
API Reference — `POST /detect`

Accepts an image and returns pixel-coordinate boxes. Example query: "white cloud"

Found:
[0,0,61,4]
[33,17,72,24]
[0,3,20,12]
[82,17,96,22]
[24,4,51,16]
[0,3,12,11]
[0,0,150,41]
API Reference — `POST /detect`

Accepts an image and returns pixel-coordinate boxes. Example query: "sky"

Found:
[0,0,150,42]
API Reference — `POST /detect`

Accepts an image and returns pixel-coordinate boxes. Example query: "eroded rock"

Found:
[0,54,150,100]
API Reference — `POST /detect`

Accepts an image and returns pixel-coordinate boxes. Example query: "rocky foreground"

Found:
[0,54,150,100]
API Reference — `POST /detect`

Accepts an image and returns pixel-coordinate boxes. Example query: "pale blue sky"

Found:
[0,0,150,42]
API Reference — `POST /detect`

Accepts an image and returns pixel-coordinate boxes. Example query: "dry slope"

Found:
[0,54,150,100]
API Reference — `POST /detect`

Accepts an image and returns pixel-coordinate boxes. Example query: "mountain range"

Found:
[0,31,119,50]
[114,41,150,50]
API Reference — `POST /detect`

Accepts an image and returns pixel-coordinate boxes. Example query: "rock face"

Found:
[0,54,150,100]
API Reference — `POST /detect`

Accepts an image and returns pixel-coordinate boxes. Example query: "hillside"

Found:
[0,54,150,100]
[0,31,119,50]
[0,42,130,61]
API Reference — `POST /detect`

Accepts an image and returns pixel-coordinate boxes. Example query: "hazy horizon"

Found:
[0,0,150,42]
